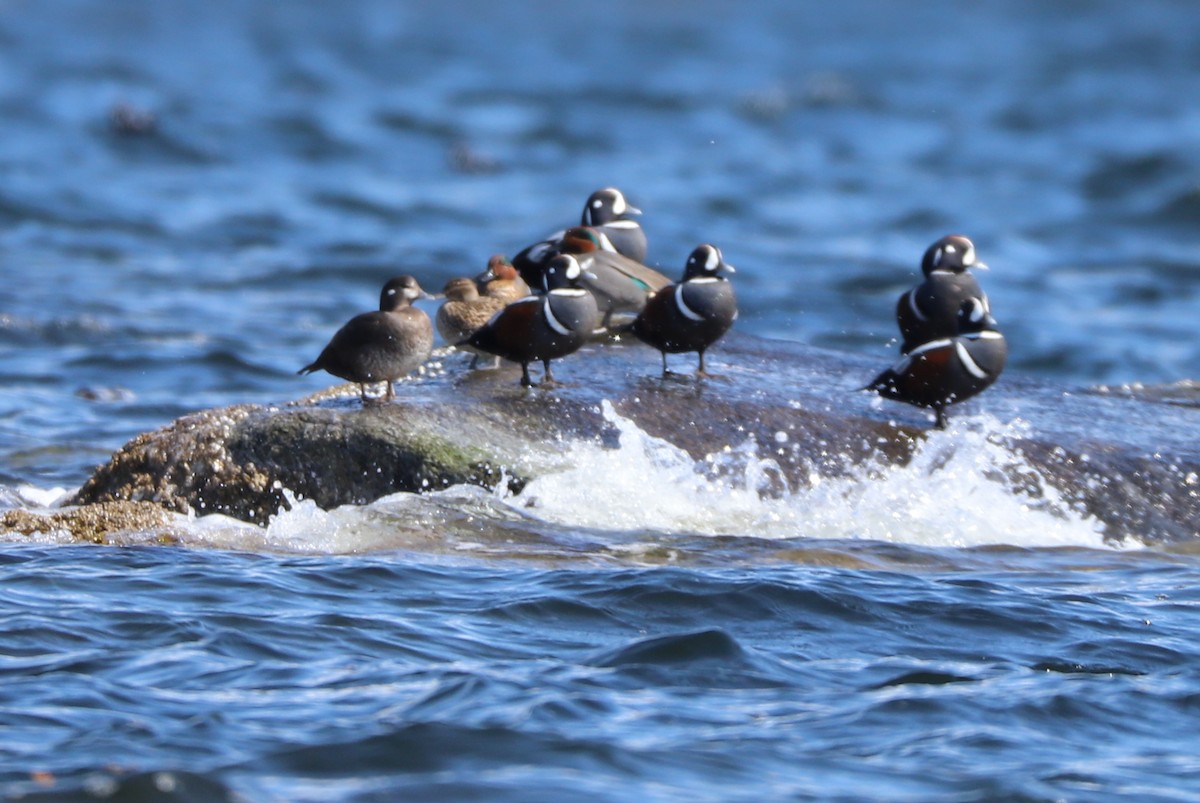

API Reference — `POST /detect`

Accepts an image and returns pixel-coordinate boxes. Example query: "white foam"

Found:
[9,484,72,508]
[0,405,1118,553]
[502,401,1115,549]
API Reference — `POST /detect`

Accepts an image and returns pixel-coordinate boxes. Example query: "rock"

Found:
[68,334,1200,542]
[1,500,172,544]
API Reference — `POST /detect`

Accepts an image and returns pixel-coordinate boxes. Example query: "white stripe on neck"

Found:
[543,298,571,335]
[907,337,953,358]
[674,284,705,321]
[955,341,988,379]
[905,289,927,321]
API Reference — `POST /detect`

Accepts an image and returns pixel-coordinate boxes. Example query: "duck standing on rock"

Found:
[512,187,649,290]
[299,275,434,403]
[867,297,1007,429]
[463,254,600,388]
[632,244,738,378]
[436,277,509,369]
[555,226,672,327]
[896,234,990,353]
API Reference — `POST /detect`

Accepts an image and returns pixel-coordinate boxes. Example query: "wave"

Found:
[1,402,1117,556]
[506,401,1113,550]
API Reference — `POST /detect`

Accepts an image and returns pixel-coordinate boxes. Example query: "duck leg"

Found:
[541,359,560,387]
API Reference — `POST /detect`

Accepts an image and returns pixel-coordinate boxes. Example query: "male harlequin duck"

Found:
[632,244,737,377]
[867,297,1007,429]
[463,254,600,387]
[436,277,509,369]
[555,226,671,327]
[512,187,648,289]
[473,254,530,303]
[299,275,434,403]
[580,186,648,263]
[896,234,990,353]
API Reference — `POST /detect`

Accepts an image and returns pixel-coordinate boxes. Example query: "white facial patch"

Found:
[387,288,397,295]
[932,248,944,268]
[565,259,581,281]
[704,248,720,272]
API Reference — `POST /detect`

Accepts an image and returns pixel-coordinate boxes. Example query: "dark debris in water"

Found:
[868,670,980,689]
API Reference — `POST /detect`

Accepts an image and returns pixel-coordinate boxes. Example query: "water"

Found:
[2,0,1200,799]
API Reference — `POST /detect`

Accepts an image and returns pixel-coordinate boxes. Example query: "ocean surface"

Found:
[2,1,1200,800]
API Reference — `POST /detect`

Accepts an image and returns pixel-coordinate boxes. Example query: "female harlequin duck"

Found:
[554,226,671,327]
[473,254,530,303]
[632,244,737,378]
[463,254,600,387]
[896,234,990,353]
[436,277,509,369]
[867,297,1007,429]
[512,187,649,289]
[299,275,434,403]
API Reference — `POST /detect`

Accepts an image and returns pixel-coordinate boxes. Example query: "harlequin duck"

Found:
[436,277,509,369]
[555,226,671,326]
[474,254,531,303]
[511,187,648,289]
[463,254,600,387]
[299,275,434,402]
[896,234,990,353]
[632,244,737,377]
[580,186,648,263]
[867,297,1007,429]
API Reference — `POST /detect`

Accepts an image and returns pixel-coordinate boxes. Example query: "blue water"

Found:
[3,0,1200,799]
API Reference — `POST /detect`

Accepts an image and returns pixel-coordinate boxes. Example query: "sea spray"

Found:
[505,401,1115,549]
[1,405,1116,553]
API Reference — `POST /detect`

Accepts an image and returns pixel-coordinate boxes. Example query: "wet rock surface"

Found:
[2,500,173,544]
[68,334,1200,541]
